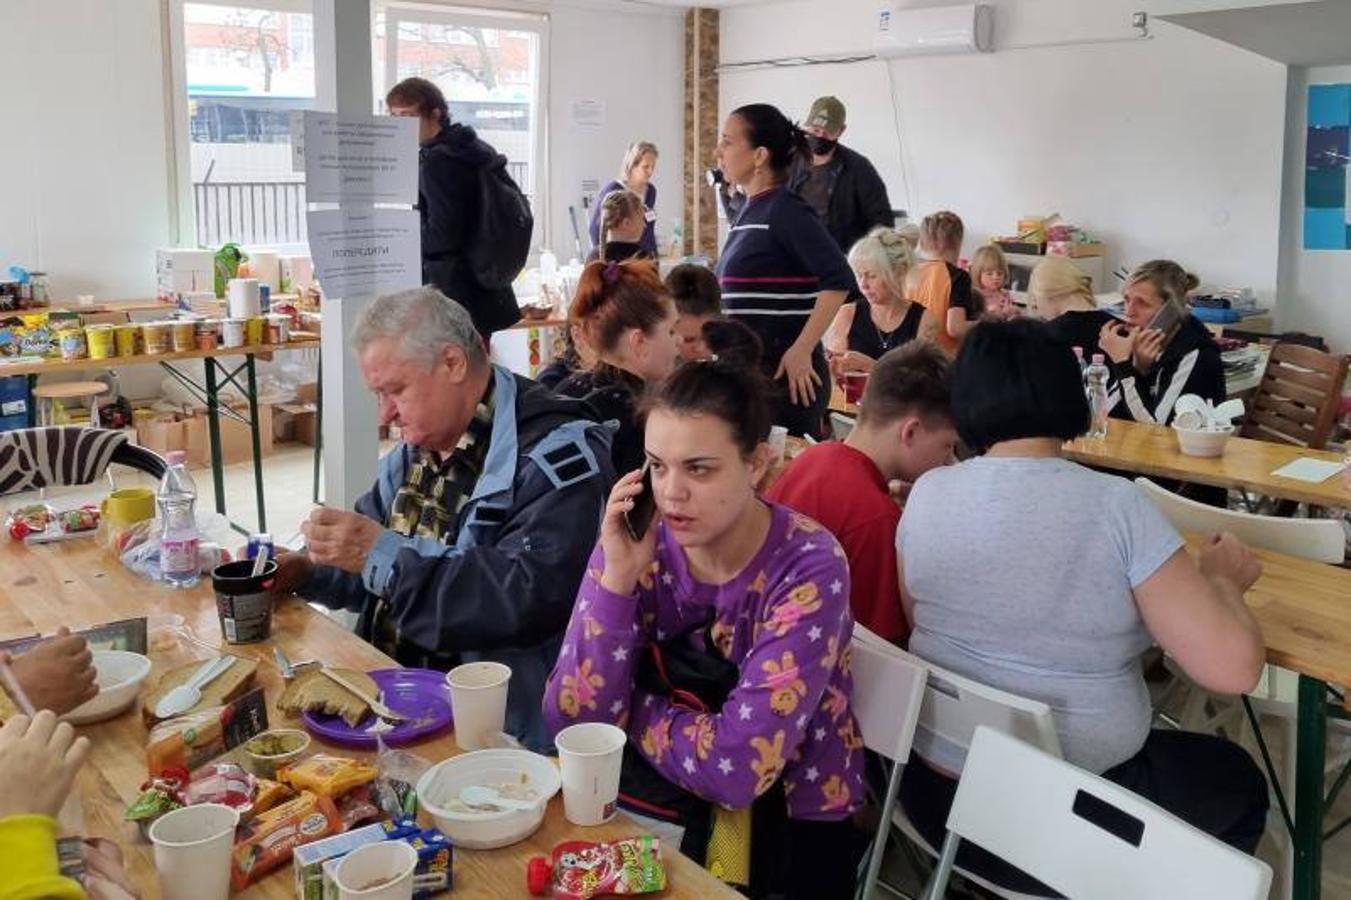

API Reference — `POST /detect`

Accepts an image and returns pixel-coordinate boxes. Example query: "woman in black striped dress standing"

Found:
[713,103,855,436]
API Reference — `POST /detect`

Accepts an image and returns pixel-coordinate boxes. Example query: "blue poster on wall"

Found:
[1305,83,1351,250]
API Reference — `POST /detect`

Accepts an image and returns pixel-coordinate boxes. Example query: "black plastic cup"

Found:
[212,559,278,644]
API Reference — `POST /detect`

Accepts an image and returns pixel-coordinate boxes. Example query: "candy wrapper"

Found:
[7,503,53,540]
[231,790,342,890]
[124,769,189,840]
[527,836,667,899]
[373,737,431,818]
[184,762,257,814]
[279,754,378,798]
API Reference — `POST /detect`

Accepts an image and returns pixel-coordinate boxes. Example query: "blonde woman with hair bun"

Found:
[825,226,936,375]
[1033,256,1114,349]
[587,141,659,256]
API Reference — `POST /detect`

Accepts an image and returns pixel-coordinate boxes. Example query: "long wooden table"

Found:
[0,539,737,899]
[1177,534,1351,900]
[1065,419,1350,508]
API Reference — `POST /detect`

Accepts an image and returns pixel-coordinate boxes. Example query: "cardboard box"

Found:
[273,402,318,446]
[79,311,130,328]
[185,404,274,467]
[294,410,318,447]
[135,415,189,455]
[295,381,319,405]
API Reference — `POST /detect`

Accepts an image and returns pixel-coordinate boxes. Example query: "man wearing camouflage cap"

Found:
[793,95,894,254]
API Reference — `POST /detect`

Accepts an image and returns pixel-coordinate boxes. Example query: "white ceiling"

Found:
[1157,0,1351,67]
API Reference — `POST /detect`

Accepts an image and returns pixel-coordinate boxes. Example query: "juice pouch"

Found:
[526,835,667,899]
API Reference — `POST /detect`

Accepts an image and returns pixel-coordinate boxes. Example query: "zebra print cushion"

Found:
[0,427,128,495]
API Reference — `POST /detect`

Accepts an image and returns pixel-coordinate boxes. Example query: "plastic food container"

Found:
[62,650,153,725]
[58,329,88,360]
[195,320,220,351]
[86,325,115,359]
[114,324,139,356]
[142,321,173,355]
[1173,422,1234,458]
[240,728,311,778]
[416,749,561,850]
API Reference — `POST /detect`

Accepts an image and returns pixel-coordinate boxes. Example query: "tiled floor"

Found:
[9,444,1351,899]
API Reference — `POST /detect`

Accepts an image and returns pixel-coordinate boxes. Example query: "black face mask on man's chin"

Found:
[808,135,838,156]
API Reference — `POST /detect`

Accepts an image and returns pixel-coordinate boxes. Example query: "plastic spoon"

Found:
[154,656,236,719]
[458,784,539,812]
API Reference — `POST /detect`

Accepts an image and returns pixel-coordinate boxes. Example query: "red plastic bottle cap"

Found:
[526,856,553,895]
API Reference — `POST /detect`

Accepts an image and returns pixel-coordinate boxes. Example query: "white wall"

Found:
[720,0,1287,301]
[1277,64,1351,352]
[543,2,685,260]
[0,0,684,298]
[0,0,173,302]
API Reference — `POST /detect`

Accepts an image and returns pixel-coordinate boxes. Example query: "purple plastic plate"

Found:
[302,668,451,748]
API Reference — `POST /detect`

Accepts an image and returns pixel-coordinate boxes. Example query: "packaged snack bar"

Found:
[252,778,294,816]
[230,790,342,890]
[146,688,268,776]
[278,753,378,797]
[526,836,667,899]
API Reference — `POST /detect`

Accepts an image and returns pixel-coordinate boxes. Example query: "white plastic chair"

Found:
[924,726,1273,900]
[1134,477,1345,563]
[849,626,928,900]
[893,658,1062,899]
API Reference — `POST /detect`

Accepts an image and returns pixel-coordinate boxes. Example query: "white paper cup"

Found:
[768,425,788,465]
[148,802,239,900]
[333,840,419,900]
[446,661,511,751]
[555,721,627,826]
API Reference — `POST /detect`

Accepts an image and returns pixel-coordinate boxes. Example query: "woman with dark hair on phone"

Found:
[1097,259,1223,425]
[543,319,867,898]
[556,259,680,475]
[713,103,855,437]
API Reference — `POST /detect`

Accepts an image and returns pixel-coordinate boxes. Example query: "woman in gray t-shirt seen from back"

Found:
[895,319,1269,893]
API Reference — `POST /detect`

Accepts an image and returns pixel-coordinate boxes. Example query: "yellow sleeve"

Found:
[0,815,87,900]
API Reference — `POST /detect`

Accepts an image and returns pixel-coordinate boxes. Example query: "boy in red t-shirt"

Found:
[765,341,955,643]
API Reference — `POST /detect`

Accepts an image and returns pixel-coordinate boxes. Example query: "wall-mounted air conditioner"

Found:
[874,3,995,58]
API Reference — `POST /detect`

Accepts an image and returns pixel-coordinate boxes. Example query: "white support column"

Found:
[322,0,379,508]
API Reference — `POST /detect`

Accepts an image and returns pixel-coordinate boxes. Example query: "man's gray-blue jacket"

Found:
[300,366,615,750]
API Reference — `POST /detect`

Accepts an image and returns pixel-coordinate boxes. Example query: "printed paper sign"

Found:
[306,207,422,299]
[303,112,418,204]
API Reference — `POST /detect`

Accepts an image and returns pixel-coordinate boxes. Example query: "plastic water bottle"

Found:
[158,450,201,588]
[1073,345,1087,380]
[1084,353,1111,439]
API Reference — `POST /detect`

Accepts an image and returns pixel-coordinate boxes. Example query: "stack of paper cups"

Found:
[227,278,261,319]
[249,250,280,290]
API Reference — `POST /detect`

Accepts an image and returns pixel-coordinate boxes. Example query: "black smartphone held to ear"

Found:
[1145,300,1185,344]
[623,463,657,542]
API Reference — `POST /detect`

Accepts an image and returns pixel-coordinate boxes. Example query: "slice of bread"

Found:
[276,667,374,727]
[142,655,259,725]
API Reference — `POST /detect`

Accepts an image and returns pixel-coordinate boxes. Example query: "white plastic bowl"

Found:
[415,748,561,850]
[62,650,153,725]
[1173,422,1235,458]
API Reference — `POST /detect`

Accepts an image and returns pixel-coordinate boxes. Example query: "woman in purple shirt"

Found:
[544,324,866,898]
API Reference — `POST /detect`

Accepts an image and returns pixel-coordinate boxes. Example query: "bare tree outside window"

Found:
[226,10,287,93]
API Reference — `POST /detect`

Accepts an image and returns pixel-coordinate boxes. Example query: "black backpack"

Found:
[467,154,533,290]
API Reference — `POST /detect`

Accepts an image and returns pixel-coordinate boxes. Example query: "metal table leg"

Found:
[203,359,226,517]
[244,354,266,533]
[1293,675,1328,900]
